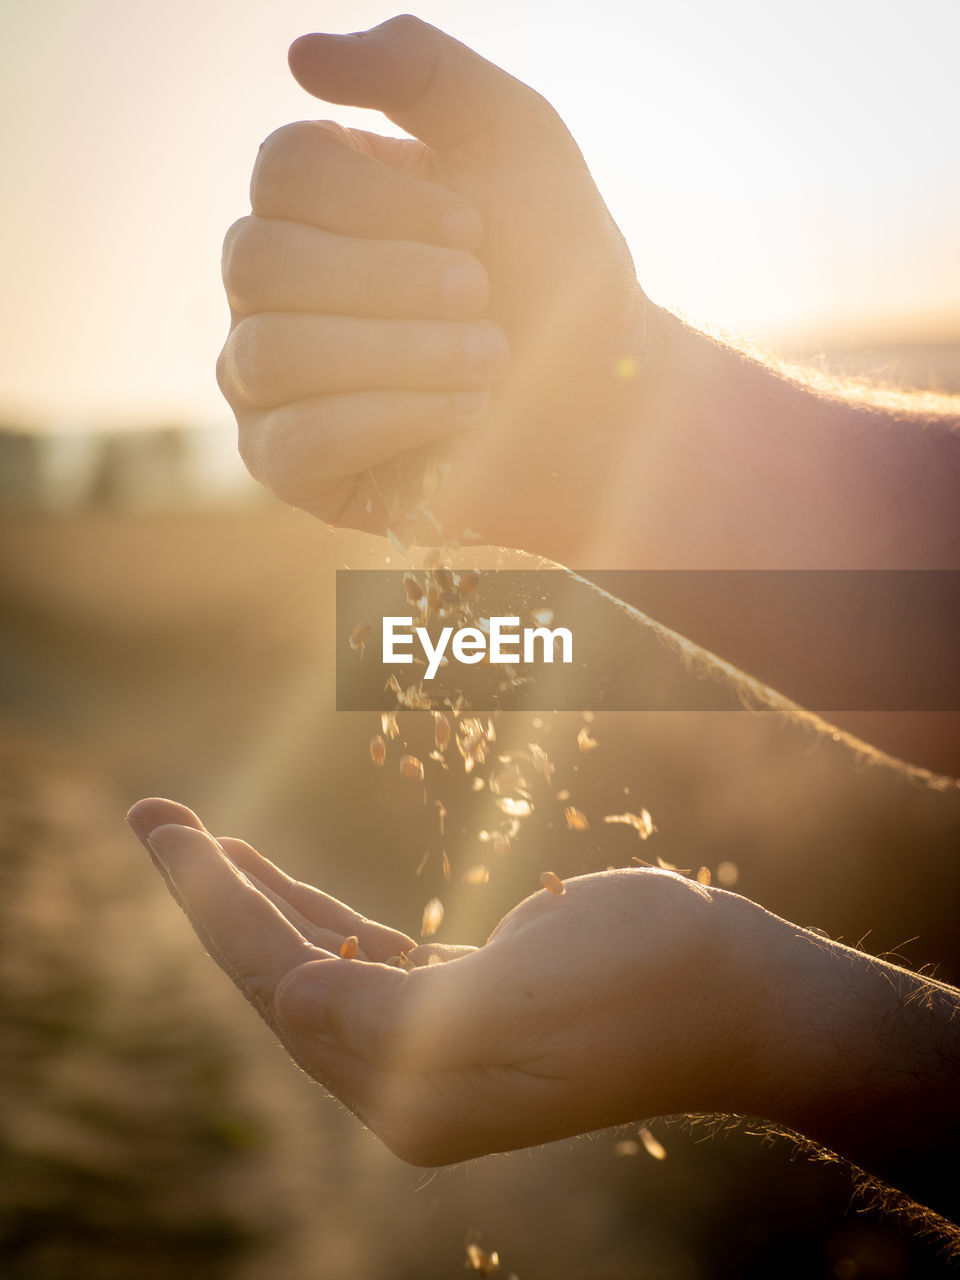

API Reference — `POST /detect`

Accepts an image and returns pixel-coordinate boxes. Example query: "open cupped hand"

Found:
[127,797,776,1166]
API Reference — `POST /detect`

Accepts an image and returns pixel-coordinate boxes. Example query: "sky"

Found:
[1,0,958,430]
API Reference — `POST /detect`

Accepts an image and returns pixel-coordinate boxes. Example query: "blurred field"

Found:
[2,491,960,1278]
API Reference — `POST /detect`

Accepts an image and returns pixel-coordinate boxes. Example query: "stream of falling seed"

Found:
[345,457,723,1176]
[345,465,730,937]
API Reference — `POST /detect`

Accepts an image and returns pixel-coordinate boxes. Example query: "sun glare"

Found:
[0,0,957,430]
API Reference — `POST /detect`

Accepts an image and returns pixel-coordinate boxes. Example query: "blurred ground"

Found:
[1,478,959,1274]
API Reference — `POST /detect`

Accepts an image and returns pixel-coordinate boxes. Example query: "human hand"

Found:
[217,16,650,563]
[127,797,780,1166]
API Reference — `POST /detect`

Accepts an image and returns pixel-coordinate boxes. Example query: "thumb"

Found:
[275,954,499,1071]
[288,14,580,157]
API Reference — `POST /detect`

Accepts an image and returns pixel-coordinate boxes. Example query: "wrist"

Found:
[690,890,816,1120]
[745,915,960,1168]
[565,306,735,569]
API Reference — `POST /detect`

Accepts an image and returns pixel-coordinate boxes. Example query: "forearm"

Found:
[752,913,960,1221]
[576,307,960,571]
[569,311,960,773]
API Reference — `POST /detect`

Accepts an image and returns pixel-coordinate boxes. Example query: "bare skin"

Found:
[127,797,960,1226]
[198,13,960,1229]
[219,16,645,564]
[217,16,960,774]
[218,15,960,574]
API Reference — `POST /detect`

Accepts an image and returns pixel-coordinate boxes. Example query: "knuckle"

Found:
[222,216,274,312]
[237,401,358,521]
[235,418,266,481]
[251,120,346,215]
[257,120,317,162]
[255,403,299,472]
[524,89,580,158]
[528,88,563,129]
[251,121,316,213]
[255,404,345,518]
[227,314,278,405]
[381,14,428,39]
[215,342,234,402]
[217,323,262,414]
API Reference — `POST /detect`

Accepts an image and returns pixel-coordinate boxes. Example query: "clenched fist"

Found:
[217,15,650,561]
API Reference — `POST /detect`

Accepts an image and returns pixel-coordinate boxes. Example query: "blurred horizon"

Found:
[3,330,957,511]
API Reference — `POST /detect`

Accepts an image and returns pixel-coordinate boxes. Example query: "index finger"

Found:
[146,823,326,1025]
[219,835,416,962]
[251,121,482,249]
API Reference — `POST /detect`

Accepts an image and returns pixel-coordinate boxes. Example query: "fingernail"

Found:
[451,388,492,424]
[145,823,187,866]
[125,809,150,847]
[464,326,508,379]
[145,833,169,866]
[442,259,487,316]
[440,206,483,250]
